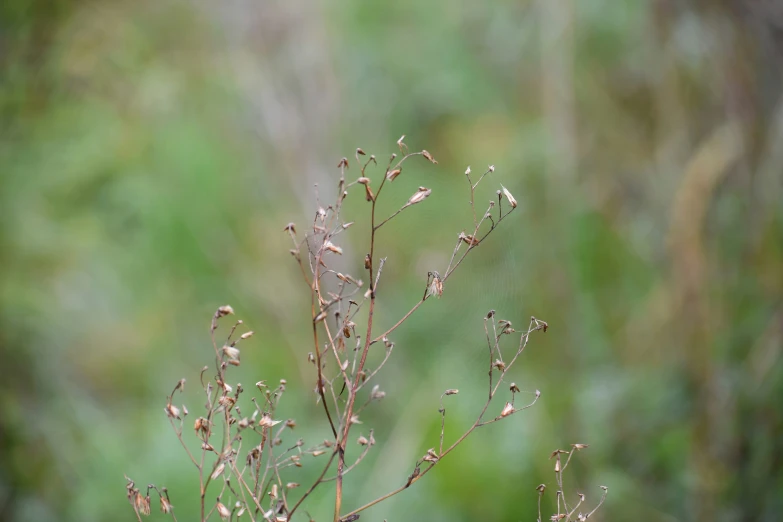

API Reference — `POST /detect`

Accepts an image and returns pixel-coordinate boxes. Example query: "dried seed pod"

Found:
[458,232,480,246]
[509,383,521,393]
[364,183,375,201]
[407,187,432,206]
[386,168,402,181]
[397,135,407,153]
[258,413,282,428]
[500,184,517,208]
[159,496,173,514]
[324,242,343,255]
[223,346,240,361]
[283,222,296,234]
[427,272,443,298]
[216,501,231,520]
[421,150,438,164]
[444,389,459,396]
[211,462,226,481]
[164,403,181,419]
[217,305,234,317]
[500,402,514,417]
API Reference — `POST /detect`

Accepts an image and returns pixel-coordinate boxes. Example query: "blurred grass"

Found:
[1,1,782,521]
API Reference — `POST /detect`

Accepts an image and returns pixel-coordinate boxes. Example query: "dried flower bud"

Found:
[286,419,297,429]
[240,331,254,340]
[259,413,282,428]
[349,414,362,425]
[135,492,151,515]
[238,418,249,429]
[357,176,370,185]
[337,157,349,169]
[202,442,214,452]
[217,306,234,318]
[182,405,188,416]
[397,135,407,153]
[292,455,302,467]
[356,147,366,156]
[536,483,547,493]
[307,352,315,363]
[216,501,231,520]
[324,241,343,255]
[159,496,173,514]
[458,232,480,246]
[371,385,386,400]
[279,379,287,385]
[342,221,354,229]
[493,359,506,371]
[500,402,514,417]
[364,254,371,270]
[549,449,569,459]
[500,184,517,208]
[421,150,438,164]
[164,403,181,419]
[211,462,226,481]
[423,448,439,462]
[509,383,521,393]
[572,443,589,450]
[465,166,471,175]
[311,450,326,457]
[270,484,278,500]
[284,223,296,234]
[427,272,443,298]
[357,435,369,446]
[578,492,586,502]
[600,485,608,491]
[535,389,541,398]
[223,345,240,361]
[407,187,432,206]
[314,311,327,324]
[194,417,209,434]
[287,482,300,489]
[488,164,495,173]
[555,458,561,472]
[386,168,402,181]
[256,381,267,390]
[444,389,459,396]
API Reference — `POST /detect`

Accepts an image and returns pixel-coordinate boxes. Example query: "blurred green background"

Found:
[2,1,782,521]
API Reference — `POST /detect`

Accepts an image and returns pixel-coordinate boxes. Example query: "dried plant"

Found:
[126,137,605,521]
[537,445,607,522]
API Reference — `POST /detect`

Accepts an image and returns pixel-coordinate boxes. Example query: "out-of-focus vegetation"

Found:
[1,1,782,521]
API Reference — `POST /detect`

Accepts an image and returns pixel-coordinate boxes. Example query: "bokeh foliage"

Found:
[1,1,782,521]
